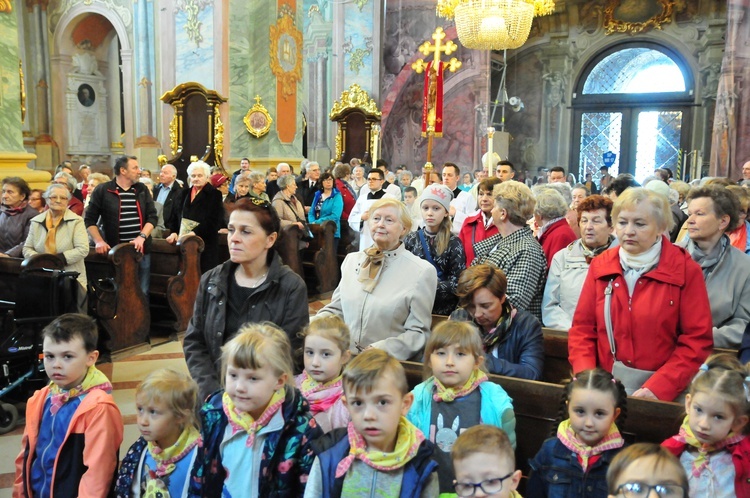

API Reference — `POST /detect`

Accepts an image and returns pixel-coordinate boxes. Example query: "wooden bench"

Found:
[302,221,340,294]
[400,360,685,483]
[85,243,150,358]
[149,235,204,335]
[0,254,66,308]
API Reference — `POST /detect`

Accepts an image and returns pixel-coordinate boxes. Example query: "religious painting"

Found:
[77,83,95,107]
[243,96,273,138]
[604,0,674,34]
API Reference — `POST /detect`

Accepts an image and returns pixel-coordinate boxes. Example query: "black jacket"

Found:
[153,181,184,232]
[296,179,318,207]
[84,179,158,253]
[172,183,224,272]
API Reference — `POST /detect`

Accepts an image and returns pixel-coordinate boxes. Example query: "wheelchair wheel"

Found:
[0,403,19,435]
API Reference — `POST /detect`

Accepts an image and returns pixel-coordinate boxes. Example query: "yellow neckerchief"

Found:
[44,210,63,254]
[432,369,488,403]
[357,245,386,292]
[556,419,624,471]
[222,387,286,447]
[675,415,745,477]
[49,365,112,415]
[146,425,201,478]
[298,371,344,414]
[335,417,424,477]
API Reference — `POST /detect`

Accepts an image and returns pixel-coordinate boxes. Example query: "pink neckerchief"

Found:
[556,419,624,471]
[49,366,112,415]
[297,371,344,414]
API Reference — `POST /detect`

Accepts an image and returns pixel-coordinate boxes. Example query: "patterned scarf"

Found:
[557,419,624,471]
[335,417,424,478]
[357,246,386,293]
[432,369,487,403]
[146,425,202,477]
[1,200,29,215]
[580,236,614,264]
[44,210,63,254]
[222,388,285,447]
[673,416,745,478]
[685,235,728,279]
[298,371,344,414]
[482,301,516,352]
[49,365,113,415]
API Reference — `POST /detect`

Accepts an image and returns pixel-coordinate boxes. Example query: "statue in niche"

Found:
[72,40,102,76]
[701,63,722,100]
[77,84,96,107]
[543,72,566,108]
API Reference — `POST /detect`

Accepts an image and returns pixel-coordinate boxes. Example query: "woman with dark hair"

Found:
[569,188,713,400]
[542,195,615,330]
[332,163,356,221]
[166,160,224,273]
[679,185,750,349]
[28,189,46,213]
[0,176,37,257]
[459,177,501,265]
[307,171,344,241]
[183,198,309,401]
[451,264,543,380]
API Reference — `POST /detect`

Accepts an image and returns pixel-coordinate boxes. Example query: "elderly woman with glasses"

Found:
[166,160,224,273]
[183,198,308,401]
[23,183,89,310]
[317,198,437,360]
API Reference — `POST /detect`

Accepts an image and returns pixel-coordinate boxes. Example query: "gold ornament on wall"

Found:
[169,114,179,156]
[604,0,674,35]
[213,104,224,168]
[244,95,273,138]
[19,59,26,122]
[0,0,11,13]
[269,11,303,100]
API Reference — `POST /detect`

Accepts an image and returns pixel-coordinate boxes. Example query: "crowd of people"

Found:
[4,155,750,497]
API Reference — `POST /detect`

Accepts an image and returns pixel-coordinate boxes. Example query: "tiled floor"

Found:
[0,296,331,497]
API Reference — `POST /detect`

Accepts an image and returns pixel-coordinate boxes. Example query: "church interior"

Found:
[0,0,746,185]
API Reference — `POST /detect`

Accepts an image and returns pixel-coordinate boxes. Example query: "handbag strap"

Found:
[604,278,617,359]
[283,199,306,223]
[418,229,444,279]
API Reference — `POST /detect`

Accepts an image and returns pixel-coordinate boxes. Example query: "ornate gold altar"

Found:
[329,84,382,163]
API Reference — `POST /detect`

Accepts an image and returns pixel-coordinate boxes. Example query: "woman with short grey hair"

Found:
[53,172,84,215]
[533,187,577,267]
[272,172,307,231]
[247,171,270,202]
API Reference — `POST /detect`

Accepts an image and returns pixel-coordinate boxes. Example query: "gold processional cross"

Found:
[411,27,462,176]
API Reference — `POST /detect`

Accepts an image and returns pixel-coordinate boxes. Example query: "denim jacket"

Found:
[527,437,620,498]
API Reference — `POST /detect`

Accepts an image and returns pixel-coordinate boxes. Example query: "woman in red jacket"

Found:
[459,177,500,265]
[568,187,713,401]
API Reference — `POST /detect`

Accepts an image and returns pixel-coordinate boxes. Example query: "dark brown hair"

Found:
[456,265,507,308]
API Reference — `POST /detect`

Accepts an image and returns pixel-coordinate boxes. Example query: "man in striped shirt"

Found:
[85,156,158,297]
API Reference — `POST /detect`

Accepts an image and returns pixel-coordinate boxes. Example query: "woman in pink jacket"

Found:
[568,188,713,401]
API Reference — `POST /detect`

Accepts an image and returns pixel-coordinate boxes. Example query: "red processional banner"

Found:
[421,61,444,137]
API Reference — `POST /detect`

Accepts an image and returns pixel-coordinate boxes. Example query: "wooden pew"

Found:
[85,243,150,358]
[0,254,66,307]
[303,221,340,294]
[400,360,685,482]
[149,235,204,334]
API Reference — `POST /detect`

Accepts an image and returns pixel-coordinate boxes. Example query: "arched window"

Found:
[572,42,694,185]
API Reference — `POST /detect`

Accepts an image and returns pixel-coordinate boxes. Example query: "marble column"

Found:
[0,6,45,187]
[28,2,57,170]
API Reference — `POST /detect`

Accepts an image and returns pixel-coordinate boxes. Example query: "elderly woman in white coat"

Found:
[542,195,616,331]
[680,184,750,349]
[23,183,89,310]
[316,198,437,360]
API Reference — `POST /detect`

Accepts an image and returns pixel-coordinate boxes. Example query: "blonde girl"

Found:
[403,183,466,315]
[662,354,750,497]
[407,321,515,495]
[296,316,352,433]
[115,368,200,498]
[188,322,322,498]
[528,368,628,498]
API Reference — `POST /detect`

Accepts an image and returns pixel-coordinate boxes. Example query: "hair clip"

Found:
[572,376,578,382]
[744,379,750,403]
[699,364,709,372]
[611,378,617,384]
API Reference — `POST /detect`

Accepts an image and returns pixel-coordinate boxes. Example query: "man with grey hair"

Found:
[296,161,321,212]
[266,162,291,200]
[153,163,183,231]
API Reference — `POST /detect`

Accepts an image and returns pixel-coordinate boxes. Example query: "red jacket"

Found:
[335,179,356,221]
[662,435,750,497]
[568,236,713,401]
[14,385,123,498]
[459,210,498,265]
[538,218,577,268]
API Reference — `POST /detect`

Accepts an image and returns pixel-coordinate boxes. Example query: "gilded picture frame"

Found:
[604,0,674,35]
[244,95,273,138]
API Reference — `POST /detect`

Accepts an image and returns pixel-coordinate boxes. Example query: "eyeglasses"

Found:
[367,177,382,182]
[615,482,687,498]
[453,472,514,497]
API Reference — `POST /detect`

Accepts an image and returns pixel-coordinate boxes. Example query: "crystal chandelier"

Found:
[447,0,535,50]
[533,0,555,16]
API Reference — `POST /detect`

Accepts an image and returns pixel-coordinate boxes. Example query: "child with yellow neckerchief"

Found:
[295,316,352,433]
[662,354,750,497]
[304,349,439,498]
[527,368,627,498]
[407,321,516,497]
[115,369,201,497]
[188,323,322,498]
[13,314,123,498]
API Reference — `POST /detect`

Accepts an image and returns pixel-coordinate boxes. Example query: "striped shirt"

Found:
[118,186,141,242]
